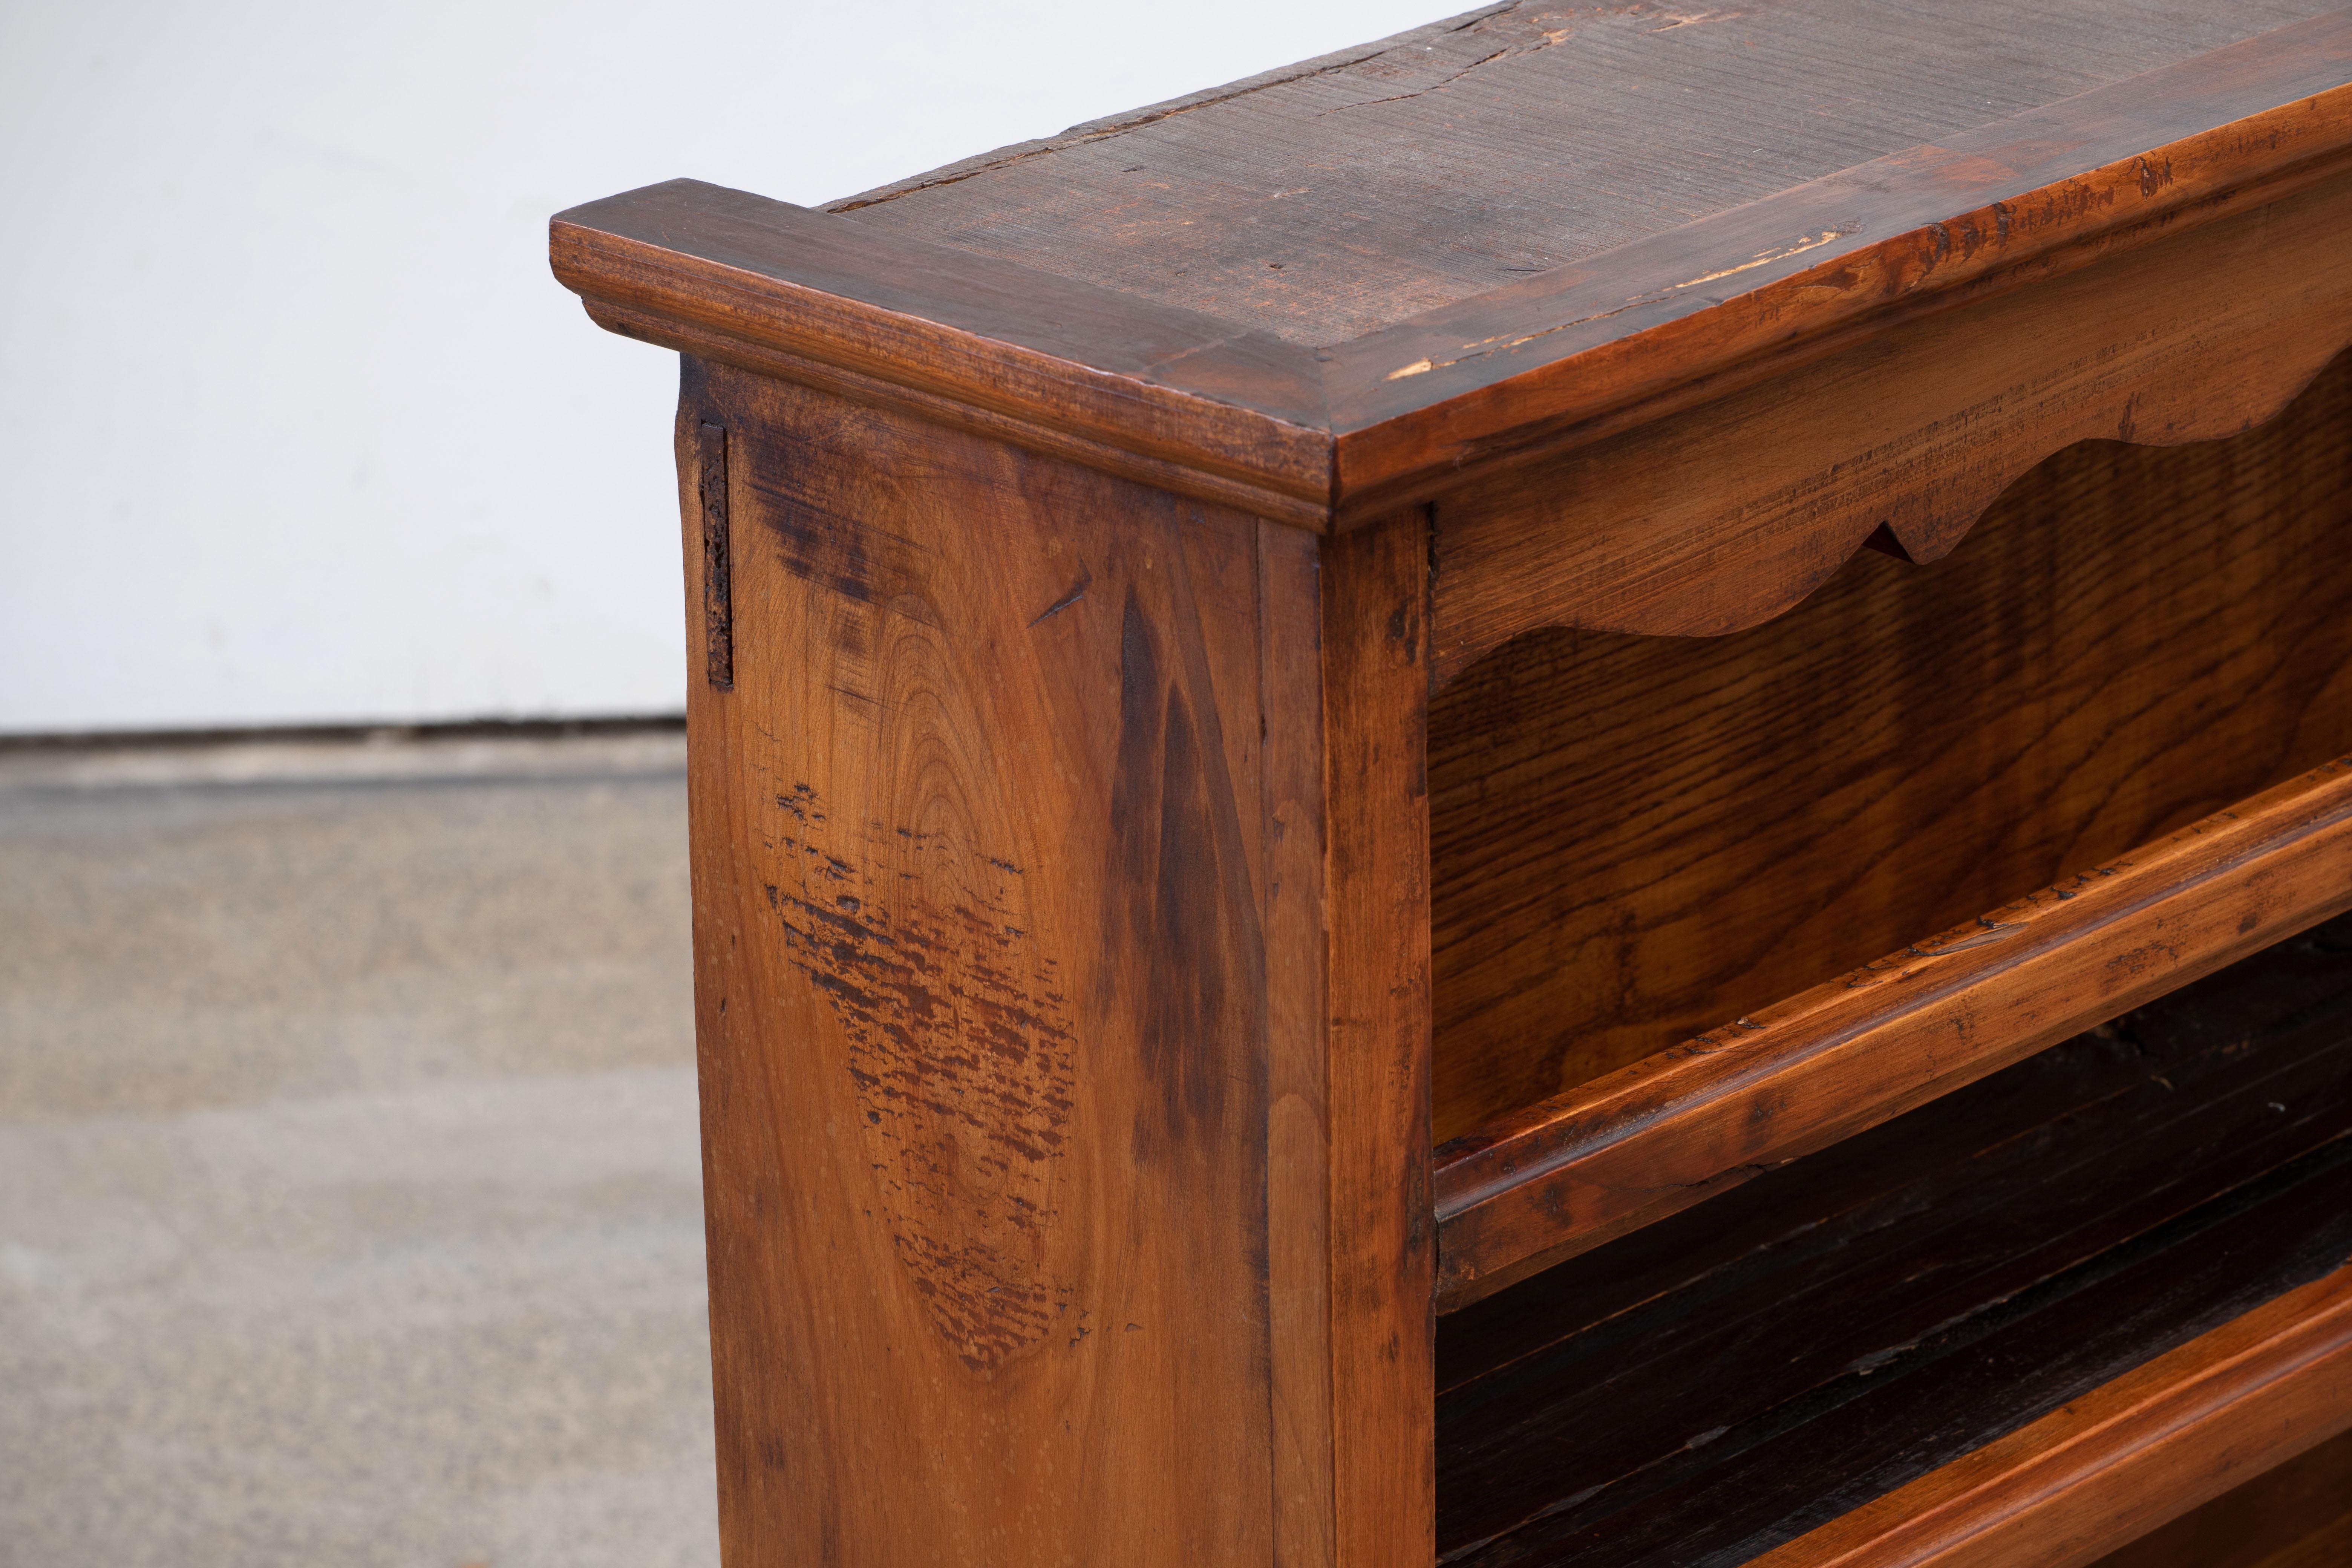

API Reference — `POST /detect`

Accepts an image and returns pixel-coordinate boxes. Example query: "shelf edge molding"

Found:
[1748,1259,2352,1568]
[1432,757,2352,1312]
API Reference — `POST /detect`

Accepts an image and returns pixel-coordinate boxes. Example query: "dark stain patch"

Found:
[775,832,858,884]
[767,783,1079,1372]
[1105,586,1267,1162]
[748,465,940,633]
[775,782,824,823]
[1388,599,1422,663]
[1028,563,1093,628]
[1140,686,1230,1142]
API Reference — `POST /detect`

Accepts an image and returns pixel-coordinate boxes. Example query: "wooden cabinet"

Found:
[552,7,2352,1563]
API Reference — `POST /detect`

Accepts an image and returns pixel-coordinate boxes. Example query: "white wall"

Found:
[0,0,1447,735]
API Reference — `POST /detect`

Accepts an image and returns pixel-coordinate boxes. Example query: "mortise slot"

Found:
[699,420,734,690]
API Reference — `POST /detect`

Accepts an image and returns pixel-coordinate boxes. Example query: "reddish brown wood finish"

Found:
[837,2,2340,361]
[558,184,1330,526]
[1256,519,1339,1568]
[1749,1261,2352,1568]
[1424,158,2352,676]
[1328,15,2352,512]
[1317,511,1436,1568]
[2086,1427,2352,1568]
[553,12,2352,562]
[1433,760,2352,1311]
[1428,351,2352,1139]
[557,11,2352,1565]
[684,368,1279,1563]
[677,364,1430,1565]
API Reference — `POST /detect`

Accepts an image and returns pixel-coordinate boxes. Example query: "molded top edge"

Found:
[551,11,2352,527]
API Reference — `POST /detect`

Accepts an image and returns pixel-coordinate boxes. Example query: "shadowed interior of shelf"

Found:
[1432,914,2352,1566]
[1429,348,2352,1143]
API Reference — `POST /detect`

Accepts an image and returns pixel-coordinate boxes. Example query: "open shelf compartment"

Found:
[1422,353,2352,1566]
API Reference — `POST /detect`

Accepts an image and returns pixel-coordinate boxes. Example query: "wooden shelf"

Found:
[1756,1265,2352,1568]
[1434,759,2352,1311]
[1434,922,2352,1563]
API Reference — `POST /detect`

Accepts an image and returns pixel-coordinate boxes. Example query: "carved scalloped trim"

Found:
[1429,181,2352,691]
[1872,335,2352,570]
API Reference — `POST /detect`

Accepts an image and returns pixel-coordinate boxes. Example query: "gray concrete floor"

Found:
[0,733,718,1568]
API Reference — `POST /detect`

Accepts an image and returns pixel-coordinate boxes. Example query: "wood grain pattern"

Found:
[1257,519,1338,1568]
[1435,758,2352,1310]
[676,359,1433,1565]
[2084,1426,2352,1568]
[683,361,1293,1565]
[1436,924,2352,1563]
[1749,1264,2352,1568]
[1431,347,2352,1148]
[588,297,1333,531]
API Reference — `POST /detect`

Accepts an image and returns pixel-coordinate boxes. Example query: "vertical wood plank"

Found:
[677,359,1313,1566]
[1320,509,1436,1568]
[696,419,735,690]
[1259,519,1337,1566]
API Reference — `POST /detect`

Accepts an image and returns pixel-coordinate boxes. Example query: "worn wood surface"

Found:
[2084,1427,2352,1568]
[682,363,1300,1563]
[1434,922,2352,1564]
[557,184,1330,527]
[1435,758,2352,1309]
[836,2,2332,348]
[1325,14,2352,510]
[554,14,2352,538]
[678,360,1432,1565]
[558,12,2352,1562]
[1431,348,2352,1147]
[1256,519,1340,1568]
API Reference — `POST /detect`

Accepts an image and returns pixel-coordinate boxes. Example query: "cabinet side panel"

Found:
[680,360,1286,1565]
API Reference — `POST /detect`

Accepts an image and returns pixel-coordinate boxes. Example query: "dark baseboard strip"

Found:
[0,715,686,755]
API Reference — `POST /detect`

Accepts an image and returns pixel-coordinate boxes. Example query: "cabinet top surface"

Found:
[830,0,2333,346]
[552,3,2352,525]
